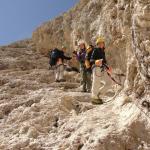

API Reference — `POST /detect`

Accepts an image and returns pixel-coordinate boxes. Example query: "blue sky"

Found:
[0,0,78,46]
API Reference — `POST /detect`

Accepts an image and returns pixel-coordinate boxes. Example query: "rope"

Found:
[142,101,150,111]
[133,98,150,122]
[106,72,122,86]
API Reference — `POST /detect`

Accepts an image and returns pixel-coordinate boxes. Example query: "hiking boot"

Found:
[55,79,60,83]
[81,89,87,93]
[59,79,66,82]
[86,90,91,93]
[92,99,103,105]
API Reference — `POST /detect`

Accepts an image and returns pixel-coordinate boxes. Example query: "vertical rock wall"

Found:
[32,0,150,95]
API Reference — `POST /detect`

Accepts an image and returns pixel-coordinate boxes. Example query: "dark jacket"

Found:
[76,49,86,71]
[76,49,86,63]
[90,48,107,65]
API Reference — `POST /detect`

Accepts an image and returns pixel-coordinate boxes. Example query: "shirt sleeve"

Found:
[90,49,96,63]
[63,55,71,60]
[102,51,107,64]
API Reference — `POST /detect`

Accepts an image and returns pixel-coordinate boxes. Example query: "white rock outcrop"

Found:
[0,0,149,149]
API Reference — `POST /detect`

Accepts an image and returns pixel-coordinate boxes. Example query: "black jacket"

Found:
[90,48,107,65]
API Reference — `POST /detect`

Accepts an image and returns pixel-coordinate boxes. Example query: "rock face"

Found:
[130,0,150,99]
[32,0,131,71]
[32,0,150,107]
[0,0,150,149]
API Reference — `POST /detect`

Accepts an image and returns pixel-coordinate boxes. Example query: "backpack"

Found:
[49,48,60,66]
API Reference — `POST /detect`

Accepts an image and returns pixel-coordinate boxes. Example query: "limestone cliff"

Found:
[32,0,150,102]
[32,0,131,72]
[0,0,149,149]
[31,0,150,148]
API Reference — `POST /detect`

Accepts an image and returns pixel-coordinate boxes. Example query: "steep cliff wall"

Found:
[130,0,150,99]
[32,0,133,72]
[31,1,150,147]
[0,0,149,149]
[32,0,150,94]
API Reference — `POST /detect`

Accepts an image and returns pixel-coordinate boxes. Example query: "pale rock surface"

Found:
[0,0,150,149]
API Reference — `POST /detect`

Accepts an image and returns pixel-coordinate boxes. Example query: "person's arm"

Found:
[63,52,72,60]
[90,49,96,63]
[73,51,77,55]
[102,51,107,65]
[63,55,72,60]
[76,51,82,62]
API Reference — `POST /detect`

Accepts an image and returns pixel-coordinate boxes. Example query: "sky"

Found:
[0,0,79,46]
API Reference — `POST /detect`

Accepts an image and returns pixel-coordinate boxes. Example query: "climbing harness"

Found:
[93,66,103,77]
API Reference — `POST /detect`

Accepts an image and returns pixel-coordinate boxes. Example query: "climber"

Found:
[76,41,91,92]
[90,37,109,104]
[51,46,72,82]
[84,45,94,92]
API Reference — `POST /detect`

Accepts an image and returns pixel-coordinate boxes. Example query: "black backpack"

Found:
[49,48,60,66]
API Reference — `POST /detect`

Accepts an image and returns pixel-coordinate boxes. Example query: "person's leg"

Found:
[79,64,84,86]
[55,66,59,82]
[81,70,87,92]
[86,71,92,93]
[59,64,65,81]
[91,67,103,104]
[98,72,111,96]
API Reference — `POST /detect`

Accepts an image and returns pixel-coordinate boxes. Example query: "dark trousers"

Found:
[80,65,92,92]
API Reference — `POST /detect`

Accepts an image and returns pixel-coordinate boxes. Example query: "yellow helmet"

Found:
[96,37,105,44]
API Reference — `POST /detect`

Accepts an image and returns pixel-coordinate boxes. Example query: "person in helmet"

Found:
[90,37,109,104]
